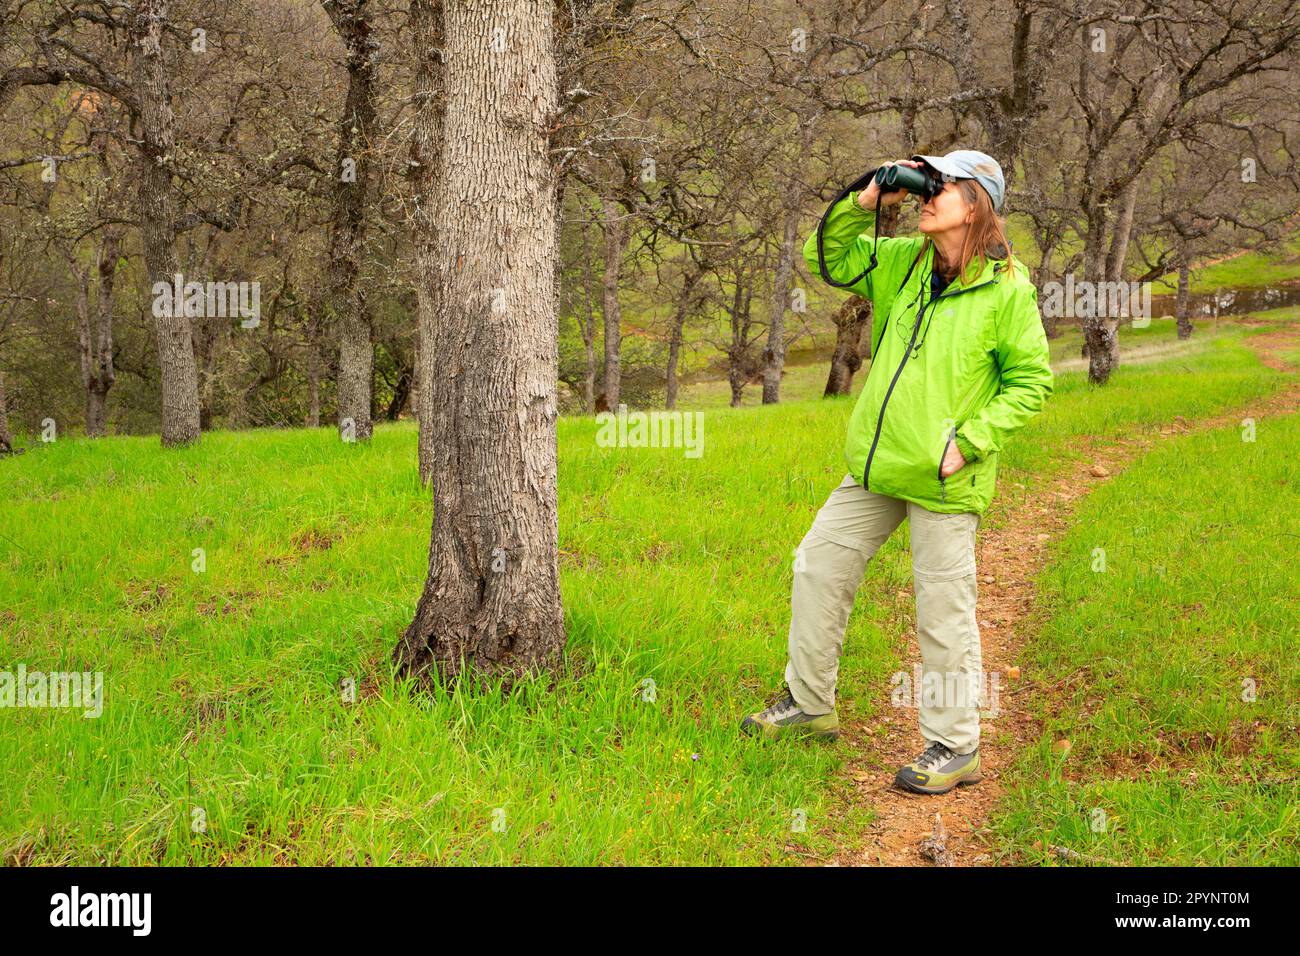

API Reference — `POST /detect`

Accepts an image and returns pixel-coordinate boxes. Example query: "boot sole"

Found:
[740,721,840,741]
[894,770,982,795]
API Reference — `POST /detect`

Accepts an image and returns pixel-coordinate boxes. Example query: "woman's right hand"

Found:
[857,159,925,210]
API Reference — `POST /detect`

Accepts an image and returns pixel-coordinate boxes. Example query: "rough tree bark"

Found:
[305,310,323,427]
[664,268,700,410]
[578,223,599,412]
[191,271,230,432]
[598,196,629,411]
[323,0,379,443]
[0,366,13,455]
[393,0,565,685]
[1175,255,1193,340]
[1075,17,1123,387]
[410,0,444,483]
[1033,233,1060,338]
[131,0,201,446]
[762,119,813,405]
[725,268,756,407]
[1079,194,1118,384]
[381,333,414,420]
[761,187,800,405]
[824,201,896,396]
[823,296,871,397]
[71,228,120,436]
[1101,174,1141,371]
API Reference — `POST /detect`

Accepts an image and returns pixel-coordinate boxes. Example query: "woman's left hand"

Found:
[940,441,967,479]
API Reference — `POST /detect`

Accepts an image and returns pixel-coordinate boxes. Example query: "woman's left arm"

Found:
[953,280,1054,464]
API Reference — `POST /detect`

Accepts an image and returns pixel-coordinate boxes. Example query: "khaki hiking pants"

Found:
[784,474,983,755]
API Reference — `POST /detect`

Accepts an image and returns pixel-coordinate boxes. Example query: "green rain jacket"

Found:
[803,192,1054,515]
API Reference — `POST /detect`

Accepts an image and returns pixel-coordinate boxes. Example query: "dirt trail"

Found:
[829,326,1300,867]
[1051,336,1205,373]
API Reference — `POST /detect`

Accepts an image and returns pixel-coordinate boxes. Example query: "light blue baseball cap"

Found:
[910,149,1006,212]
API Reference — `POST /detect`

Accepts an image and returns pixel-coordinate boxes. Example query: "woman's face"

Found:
[918,180,973,237]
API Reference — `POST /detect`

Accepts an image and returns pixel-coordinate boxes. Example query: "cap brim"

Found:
[912,153,1003,209]
[911,154,967,182]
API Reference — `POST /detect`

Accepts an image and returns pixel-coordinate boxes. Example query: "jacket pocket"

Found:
[936,424,958,504]
[963,450,998,513]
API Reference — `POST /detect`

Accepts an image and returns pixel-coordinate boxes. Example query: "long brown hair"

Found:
[924,179,1013,286]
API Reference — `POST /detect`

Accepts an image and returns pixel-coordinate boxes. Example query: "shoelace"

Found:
[765,689,797,718]
[916,742,953,770]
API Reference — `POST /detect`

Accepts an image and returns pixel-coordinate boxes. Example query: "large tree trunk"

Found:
[132,0,201,446]
[578,222,598,413]
[664,269,699,410]
[726,270,755,408]
[84,228,120,437]
[598,196,629,411]
[1102,175,1140,370]
[823,296,871,397]
[761,197,799,404]
[305,311,323,427]
[1080,195,1118,385]
[324,0,378,443]
[410,0,443,483]
[394,0,564,686]
[0,367,13,456]
[825,201,895,396]
[1175,255,1193,340]
[1034,235,1062,338]
[383,351,414,420]
[73,262,94,418]
[75,122,122,440]
[762,119,813,405]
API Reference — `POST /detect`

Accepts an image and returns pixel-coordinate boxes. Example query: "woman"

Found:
[740,150,1054,795]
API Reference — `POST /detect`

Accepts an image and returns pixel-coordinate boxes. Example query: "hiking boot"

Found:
[895,742,981,794]
[739,686,839,740]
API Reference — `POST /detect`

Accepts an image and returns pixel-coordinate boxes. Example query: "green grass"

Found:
[1047,313,1208,357]
[0,323,1293,864]
[986,407,1300,866]
[1153,232,1300,294]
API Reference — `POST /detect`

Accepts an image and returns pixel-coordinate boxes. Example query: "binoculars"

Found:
[813,161,946,290]
[875,163,945,202]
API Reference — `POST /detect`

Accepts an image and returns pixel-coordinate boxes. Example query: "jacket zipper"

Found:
[938,425,956,503]
[862,273,1000,492]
